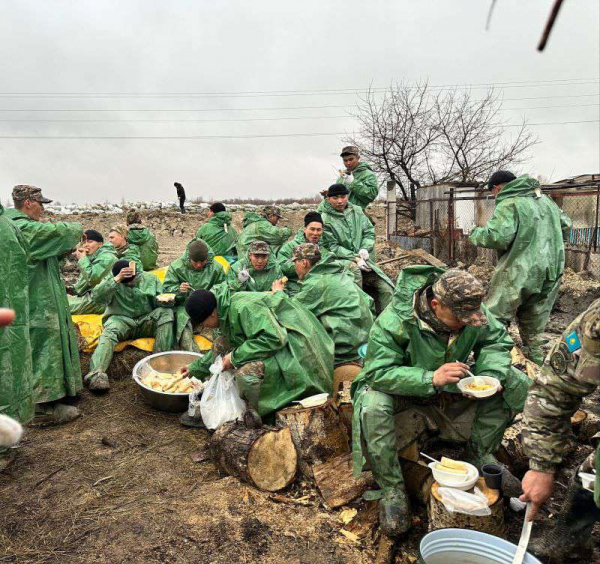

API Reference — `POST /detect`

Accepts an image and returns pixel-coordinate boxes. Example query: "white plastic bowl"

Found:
[429,461,479,491]
[458,376,501,399]
[294,393,329,408]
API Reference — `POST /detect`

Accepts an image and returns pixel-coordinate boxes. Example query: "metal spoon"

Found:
[512,502,533,564]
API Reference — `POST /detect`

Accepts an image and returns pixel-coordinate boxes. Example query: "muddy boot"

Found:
[179,412,206,429]
[379,485,411,538]
[0,448,17,472]
[33,402,81,427]
[84,371,110,392]
[243,408,262,429]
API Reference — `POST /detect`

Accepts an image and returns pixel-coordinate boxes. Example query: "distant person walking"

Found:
[174,182,186,214]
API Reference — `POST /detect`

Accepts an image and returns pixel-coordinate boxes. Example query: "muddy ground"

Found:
[1,207,599,564]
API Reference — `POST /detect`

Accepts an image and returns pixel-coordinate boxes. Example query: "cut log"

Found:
[313,452,375,508]
[571,409,587,428]
[497,421,529,475]
[374,535,396,564]
[209,421,297,492]
[275,400,349,478]
[428,478,505,537]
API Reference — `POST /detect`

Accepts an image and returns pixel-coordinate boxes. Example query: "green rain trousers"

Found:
[188,286,334,417]
[127,226,159,271]
[227,252,283,294]
[351,265,530,491]
[196,212,238,261]
[0,205,34,423]
[469,175,572,364]
[317,199,393,315]
[336,161,379,209]
[6,208,83,404]
[236,212,292,257]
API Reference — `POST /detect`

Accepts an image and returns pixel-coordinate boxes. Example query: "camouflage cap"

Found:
[262,205,283,218]
[581,301,600,355]
[340,145,359,157]
[292,243,321,262]
[109,225,129,238]
[126,210,142,225]
[432,269,487,327]
[248,240,271,255]
[12,185,52,204]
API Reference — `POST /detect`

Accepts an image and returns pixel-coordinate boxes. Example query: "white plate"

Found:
[458,375,501,398]
[429,461,479,491]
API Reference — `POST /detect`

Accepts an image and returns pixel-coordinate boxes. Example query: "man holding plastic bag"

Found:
[180,284,334,428]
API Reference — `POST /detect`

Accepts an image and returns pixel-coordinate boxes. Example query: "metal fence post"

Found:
[386,180,397,240]
[448,187,455,262]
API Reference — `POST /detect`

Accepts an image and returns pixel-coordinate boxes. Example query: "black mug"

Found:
[482,463,503,490]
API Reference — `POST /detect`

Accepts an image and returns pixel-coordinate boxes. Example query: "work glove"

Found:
[358,248,370,261]
[237,269,251,283]
[357,259,372,272]
[339,172,354,186]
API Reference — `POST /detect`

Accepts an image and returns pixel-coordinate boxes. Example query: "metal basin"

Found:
[133,351,204,412]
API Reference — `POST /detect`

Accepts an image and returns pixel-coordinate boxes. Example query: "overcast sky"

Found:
[0,0,598,205]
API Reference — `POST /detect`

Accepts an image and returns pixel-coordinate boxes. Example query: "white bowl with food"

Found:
[156,293,176,306]
[458,375,501,398]
[428,458,479,491]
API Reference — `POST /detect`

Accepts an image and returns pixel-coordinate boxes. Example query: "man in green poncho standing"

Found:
[162,240,227,351]
[335,146,379,210]
[68,229,117,315]
[126,210,159,271]
[107,225,144,274]
[181,284,334,427]
[228,241,283,293]
[0,203,34,469]
[6,185,83,425]
[236,205,292,257]
[469,171,572,365]
[84,260,175,391]
[196,203,238,263]
[318,184,393,315]
[351,267,530,537]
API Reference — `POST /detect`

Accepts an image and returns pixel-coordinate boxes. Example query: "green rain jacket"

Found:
[469,175,572,321]
[113,243,144,274]
[292,255,374,364]
[188,285,334,417]
[0,205,34,423]
[228,252,283,293]
[127,225,159,271]
[341,162,379,209]
[196,212,238,258]
[5,208,83,403]
[236,212,292,257]
[350,265,531,473]
[72,243,118,296]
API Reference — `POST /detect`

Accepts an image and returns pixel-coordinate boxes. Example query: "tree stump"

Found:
[209,421,297,492]
[275,399,349,478]
[428,478,505,537]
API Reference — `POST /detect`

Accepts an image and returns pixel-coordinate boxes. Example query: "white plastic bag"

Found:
[438,487,491,516]
[200,356,246,430]
[187,378,205,419]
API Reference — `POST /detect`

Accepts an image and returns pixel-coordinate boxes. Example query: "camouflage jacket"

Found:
[522,298,600,473]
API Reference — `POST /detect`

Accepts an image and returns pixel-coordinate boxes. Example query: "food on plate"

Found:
[436,457,468,475]
[156,293,176,303]
[140,369,200,394]
[465,376,495,392]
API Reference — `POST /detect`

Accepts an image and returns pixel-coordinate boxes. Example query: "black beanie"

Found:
[210,202,226,214]
[487,171,516,190]
[185,290,217,324]
[111,259,135,282]
[85,229,104,243]
[327,183,349,197]
[304,211,323,227]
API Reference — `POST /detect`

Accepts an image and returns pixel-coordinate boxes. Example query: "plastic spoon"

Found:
[511,502,533,564]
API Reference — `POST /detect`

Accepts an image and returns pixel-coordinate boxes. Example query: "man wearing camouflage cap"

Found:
[228,240,284,293]
[519,299,600,561]
[236,205,292,257]
[107,225,144,274]
[6,186,84,425]
[335,146,379,210]
[351,266,531,538]
[125,210,158,271]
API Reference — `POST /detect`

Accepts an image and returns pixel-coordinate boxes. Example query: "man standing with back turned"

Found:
[174,182,186,214]
[469,171,572,365]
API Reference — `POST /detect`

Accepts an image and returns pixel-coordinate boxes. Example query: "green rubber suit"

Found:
[351,266,530,502]
[68,243,118,315]
[113,243,144,275]
[196,211,238,263]
[292,255,374,365]
[227,251,283,293]
[337,161,379,210]
[162,249,227,351]
[6,208,83,404]
[236,212,292,257]
[127,225,159,271]
[317,199,393,315]
[469,175,572,365]
[88,272,174,376]
[0,204,34,424]
[188,285,334,417]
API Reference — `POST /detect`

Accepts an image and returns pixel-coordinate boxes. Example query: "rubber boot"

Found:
[179,412,206,429]
[33,402,81,427]
[84,371,110,392]
[379,485,411,538]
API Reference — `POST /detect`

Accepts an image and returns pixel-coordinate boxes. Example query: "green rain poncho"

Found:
[292,255,374,365]
[0,205,34,423]
[114,243,144,275]
[196,212,238,260]
[338,162,379,209]
[188,285,334,417]
[228,252,283,293]
[6,208,83,403]
[236,212,292,257]
[469,175,572,363]
[127,225,159,271]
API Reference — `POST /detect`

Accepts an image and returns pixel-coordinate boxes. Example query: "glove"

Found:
[237,269,251,283]
[357,259,372,272]
[340,172,354,186]
[358,248,370,261]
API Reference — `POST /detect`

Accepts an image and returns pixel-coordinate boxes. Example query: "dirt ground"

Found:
[1,207,599,564]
